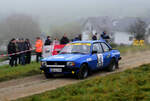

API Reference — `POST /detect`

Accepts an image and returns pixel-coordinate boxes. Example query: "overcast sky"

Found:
[0,0,150,26]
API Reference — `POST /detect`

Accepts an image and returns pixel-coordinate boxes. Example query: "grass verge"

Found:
[0,57,8,62]
[16,64,150,101]
[0,62,41,82]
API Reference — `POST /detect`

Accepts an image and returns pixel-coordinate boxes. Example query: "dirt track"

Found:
[0,51,150,101]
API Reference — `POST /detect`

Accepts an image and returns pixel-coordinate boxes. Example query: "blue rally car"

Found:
[40,40,121,79]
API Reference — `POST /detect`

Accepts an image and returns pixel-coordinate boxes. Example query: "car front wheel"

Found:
[77,64,89,79]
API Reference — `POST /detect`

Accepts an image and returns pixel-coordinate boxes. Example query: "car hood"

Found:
[42,54,88,62]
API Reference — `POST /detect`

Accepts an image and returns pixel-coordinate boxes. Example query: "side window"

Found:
[101,43,110,52]
[93,43,103,53]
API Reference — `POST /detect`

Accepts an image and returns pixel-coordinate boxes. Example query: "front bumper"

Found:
[40,66,79,74]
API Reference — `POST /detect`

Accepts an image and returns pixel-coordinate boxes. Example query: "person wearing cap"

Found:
[44,36,52,46]
[7,38,17,67]
[35,37,43,62]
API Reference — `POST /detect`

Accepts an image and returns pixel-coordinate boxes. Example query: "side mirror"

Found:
[92,50,97,54]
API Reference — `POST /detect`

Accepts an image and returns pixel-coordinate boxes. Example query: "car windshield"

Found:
[59,43,91,54]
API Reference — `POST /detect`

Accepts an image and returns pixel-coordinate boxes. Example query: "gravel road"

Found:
[0,51,150,101]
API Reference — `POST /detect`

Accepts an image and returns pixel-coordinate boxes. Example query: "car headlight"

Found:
[67,62,75,66]
[41,61,46,66]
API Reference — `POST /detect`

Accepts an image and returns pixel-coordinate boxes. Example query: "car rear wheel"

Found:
[107,59,116,72]
[44,72,53,78]
[77,64,89,79]
[116,61,119,69]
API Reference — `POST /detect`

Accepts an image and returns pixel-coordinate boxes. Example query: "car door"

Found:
[90,43,103,70]
[100,42,112,67]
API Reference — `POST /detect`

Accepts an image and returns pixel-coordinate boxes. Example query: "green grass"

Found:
[16,64,150,101]
[0,62,41,82]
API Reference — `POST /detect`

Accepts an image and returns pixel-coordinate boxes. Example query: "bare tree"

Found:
[129,18,147,40]
[0,13,41,43]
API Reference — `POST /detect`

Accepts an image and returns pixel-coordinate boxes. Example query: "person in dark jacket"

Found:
[15,39,21,65]
[18,38,26,65]
[17,39,22,64]
[78,34,82,41]
[92,33,97,40]
[73,35,80,42]
[44,36,52,45]
[7,38,17,67]
[60,34,69,44]
[101,31,110,40]
[25,39,32,64]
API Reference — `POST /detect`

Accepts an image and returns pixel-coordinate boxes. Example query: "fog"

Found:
[0,0,150,50]
[0,0,150,25]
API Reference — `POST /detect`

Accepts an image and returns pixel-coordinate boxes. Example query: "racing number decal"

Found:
[97,54,103,68]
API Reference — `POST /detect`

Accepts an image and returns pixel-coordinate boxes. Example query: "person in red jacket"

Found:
[35,37,43,62]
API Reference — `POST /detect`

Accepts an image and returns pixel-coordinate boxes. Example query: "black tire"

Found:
[77,64,89,79]
[107,59,116,72]
[44,72,53,78]
[116,61,119,69]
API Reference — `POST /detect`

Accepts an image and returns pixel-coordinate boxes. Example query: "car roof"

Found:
[71,40,106,44]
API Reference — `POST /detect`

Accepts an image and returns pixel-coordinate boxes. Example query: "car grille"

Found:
[46,61,66,65]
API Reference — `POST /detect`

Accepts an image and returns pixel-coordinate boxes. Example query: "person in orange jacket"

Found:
[35,37,43,62]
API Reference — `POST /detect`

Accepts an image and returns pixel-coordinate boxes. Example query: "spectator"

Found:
[35,37,43,62]
[15,39,20,66]
[71,39,74,42]
[101,31,110,40]
[92,33,97,40]
[44,36,52,45]
[7,38,17,67]
[78,34,82,41]
[18,38,26,65]
[25,39,32,64]
[53,38,60,45]
[60,34,69,44]
[17,39,22,64]
[73,35,80,42]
